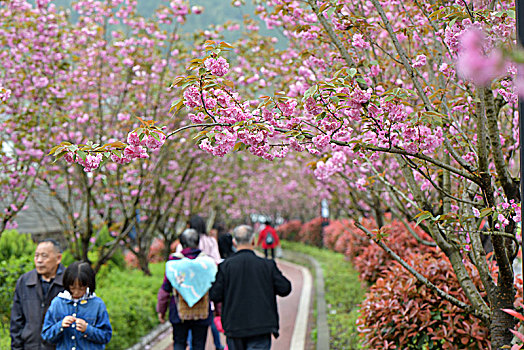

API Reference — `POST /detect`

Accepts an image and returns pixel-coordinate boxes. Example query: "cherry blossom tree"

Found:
[2,0,320,276]
[44,0,521,346]
[164,1,520,347]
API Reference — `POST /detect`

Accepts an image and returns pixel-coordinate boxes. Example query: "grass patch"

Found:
[281,241,366,350]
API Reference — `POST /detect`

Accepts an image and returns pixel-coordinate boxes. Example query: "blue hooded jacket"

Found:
[41,290,112,349]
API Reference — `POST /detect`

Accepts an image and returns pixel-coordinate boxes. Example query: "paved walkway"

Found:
[150,258,313,350]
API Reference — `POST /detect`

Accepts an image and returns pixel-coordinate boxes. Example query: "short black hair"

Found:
[38,238,62,253]
[63,261,96,294]
[189,215,207,235]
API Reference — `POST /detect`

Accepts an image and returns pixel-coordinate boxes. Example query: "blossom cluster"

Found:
[204,57,229,77]
[0,87,11,102]
[456,29,508,86]
[61,130,166,172]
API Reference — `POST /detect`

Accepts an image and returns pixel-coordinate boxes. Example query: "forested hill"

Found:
[47,0,283,42]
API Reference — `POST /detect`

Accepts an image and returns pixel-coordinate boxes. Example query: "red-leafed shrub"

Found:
[125,238,166,268]
[297,217,323,247]
[323,219,351,251]
[353,220,436,283]
[357,252,491,350]
[323,218,377,261]
[276,220,302,241]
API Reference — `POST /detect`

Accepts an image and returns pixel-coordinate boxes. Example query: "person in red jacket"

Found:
[257,220,280,259]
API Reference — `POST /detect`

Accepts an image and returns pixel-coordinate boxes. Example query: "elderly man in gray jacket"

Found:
[10,239,64,350]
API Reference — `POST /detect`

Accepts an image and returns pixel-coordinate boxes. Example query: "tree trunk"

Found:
[81,235,91,264]
[490,286,516,349]
[163,238,174,260]
[137,252,151,276]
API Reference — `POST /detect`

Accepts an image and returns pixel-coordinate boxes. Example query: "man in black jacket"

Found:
[10,238,64,350]
[210,225,292,350]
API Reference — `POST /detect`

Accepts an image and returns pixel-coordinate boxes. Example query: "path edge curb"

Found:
[281,250,330,350]
[126,321,171,350]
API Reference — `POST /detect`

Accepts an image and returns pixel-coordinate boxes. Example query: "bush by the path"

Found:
[276,219,302,241]
[96,262,164,350]
[0,230,36,332]
[282,241,366,349]
[297,217,323,247]
[279,218,499,349]
[357,252,491,349]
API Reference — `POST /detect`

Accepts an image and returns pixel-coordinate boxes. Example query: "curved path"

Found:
[150,257,313,350]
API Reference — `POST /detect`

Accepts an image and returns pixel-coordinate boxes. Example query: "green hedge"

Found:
[96,263,164,350]
[281,241,366,350]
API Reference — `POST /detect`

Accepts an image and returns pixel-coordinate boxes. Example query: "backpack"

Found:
[176,291,209,321]
[265,231,274,245]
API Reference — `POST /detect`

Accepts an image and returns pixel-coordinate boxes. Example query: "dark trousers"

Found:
[227,334,271,350]
[264,248,274,259]
[172,323,208,350]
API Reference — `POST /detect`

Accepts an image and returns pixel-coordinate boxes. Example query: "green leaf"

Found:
[77,150,87,161]
[480,207,493,217]
[355,77,367,85]
[414,211,432,226]
[53,151,68,163]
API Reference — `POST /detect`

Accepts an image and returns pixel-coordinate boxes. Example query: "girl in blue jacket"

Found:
[42,261,112,349]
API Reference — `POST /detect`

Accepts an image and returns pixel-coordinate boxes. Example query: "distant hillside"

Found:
[48,0,284,43]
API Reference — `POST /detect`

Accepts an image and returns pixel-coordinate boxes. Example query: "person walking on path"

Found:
[10,238,65,350]
[210,225,292,350]
[176,215,224,349]
[157,228,218,350]
[257,220,280,259]
[41,261,112,349]
[212,223,236,260]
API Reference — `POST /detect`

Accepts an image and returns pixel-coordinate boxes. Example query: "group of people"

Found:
[10,239,112,350]
[157,215,290,350]
[9,217,289,350]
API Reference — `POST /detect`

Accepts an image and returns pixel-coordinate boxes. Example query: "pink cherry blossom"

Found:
[204,57,229,77]
[352,33,370,50]
[456,29,508,86]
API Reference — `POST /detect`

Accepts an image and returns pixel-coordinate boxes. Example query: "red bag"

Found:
[214,315,224,333]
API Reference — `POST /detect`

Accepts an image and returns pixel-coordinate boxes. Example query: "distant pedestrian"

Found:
[157,228,217,350]
[41,261,112,349]
[177,215,221,264]
[10,238,65,350]
[257,220,280,259]
[213,223,236,259]
[210,225,292,350]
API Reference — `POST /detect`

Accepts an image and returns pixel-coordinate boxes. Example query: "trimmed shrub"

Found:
[0,326,9,349]
[322,218,375,259]
[357,252,490,350]
[0,230,35,261]
[297,217,323,247]
[281,241,366,349]
[0,255,34,335]
[0,230,35,337]
[96,262,165,349]
[276,220,302,241]
[352,220,436,283]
